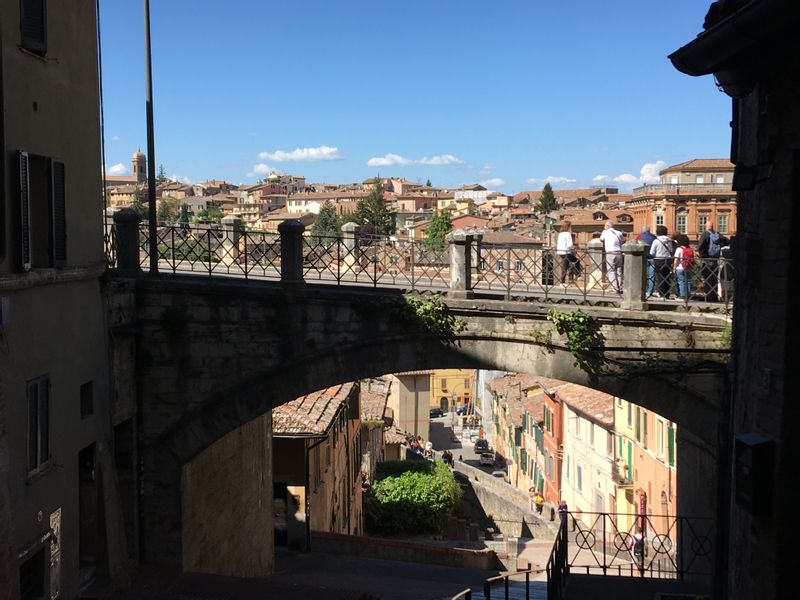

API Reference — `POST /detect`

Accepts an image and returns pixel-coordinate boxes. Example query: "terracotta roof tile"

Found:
[273,383,354,435]
[555,383,615,427]
[660,159,734,173]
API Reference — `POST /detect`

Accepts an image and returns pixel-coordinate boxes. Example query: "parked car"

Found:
[456,405,470,416]
[474,438,490,453]
[491,470,508,481]
[429,407,443,418]
[479,452,495,466]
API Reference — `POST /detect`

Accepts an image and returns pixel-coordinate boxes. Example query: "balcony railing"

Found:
[632,182,733,196]
[105,216,734,310]
[561,511,714,581]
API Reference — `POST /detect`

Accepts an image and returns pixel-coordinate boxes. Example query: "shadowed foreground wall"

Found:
[181,412,273,576]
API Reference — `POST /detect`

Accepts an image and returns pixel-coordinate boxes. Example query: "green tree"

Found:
[157,196,179,224]
[195,206,224,224]
[310,200,341,242]
[424,210,452,250]
[355,184,393,236]
[130,186,147,218]
[425,179,432,187]
[536,182,559,214]
[157,164,168,183]
[179,203,190,228]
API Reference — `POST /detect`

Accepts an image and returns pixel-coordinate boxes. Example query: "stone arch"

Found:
[160,331,724,466]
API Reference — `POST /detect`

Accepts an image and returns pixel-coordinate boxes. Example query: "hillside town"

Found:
[105,151,737,251]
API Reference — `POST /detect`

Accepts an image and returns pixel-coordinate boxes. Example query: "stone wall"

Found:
[724,37,798,600]
[454,460,559,540]
[122,276,728,564]
[181,412,273,577]
[0,383,19,600]
[311,531,502,571]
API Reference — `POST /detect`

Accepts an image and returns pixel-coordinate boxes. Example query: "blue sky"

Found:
[99,1,730,193]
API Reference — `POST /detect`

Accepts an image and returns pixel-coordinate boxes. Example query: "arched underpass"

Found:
[108,275,728,572]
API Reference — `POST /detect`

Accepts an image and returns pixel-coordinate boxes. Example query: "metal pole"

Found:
[144,0,158,274]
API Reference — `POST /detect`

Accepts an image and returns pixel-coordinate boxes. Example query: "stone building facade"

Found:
[670,2,800,597]
[0,2,128,597]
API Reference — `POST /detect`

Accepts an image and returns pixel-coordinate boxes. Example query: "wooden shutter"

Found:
[51,160,66,266]
[20,0,47,55]
[19,151,32,271]
[668,426,675,468]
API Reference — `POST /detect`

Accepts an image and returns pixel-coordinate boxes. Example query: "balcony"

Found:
[613,461,633,487]
[632,182,733,196]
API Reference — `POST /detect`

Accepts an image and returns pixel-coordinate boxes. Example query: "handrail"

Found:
[105,221,735,310]
[546,518,568,600]
[451,564,544,600]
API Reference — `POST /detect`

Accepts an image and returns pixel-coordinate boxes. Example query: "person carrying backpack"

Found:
[698,221,729,301]
[673,234,694,300]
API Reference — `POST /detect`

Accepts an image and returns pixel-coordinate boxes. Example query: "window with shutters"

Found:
[20,0,48,56]
[27,375,50,474]
[18,152,66,270]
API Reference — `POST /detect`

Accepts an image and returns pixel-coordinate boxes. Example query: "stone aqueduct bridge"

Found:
[106,213,731,567]
[107,273,729,566]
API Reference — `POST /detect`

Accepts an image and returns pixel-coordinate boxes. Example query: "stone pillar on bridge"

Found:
[585,238,604,292]
[220,215,244,266]
[622,239,649,310]
[341,222,361,272]
[278,219,306,288]
[447,229,475,299]
[113,208,143,276]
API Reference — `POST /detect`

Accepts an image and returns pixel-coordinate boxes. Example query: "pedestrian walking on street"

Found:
[558,500,569,526]
[534,492,545,515]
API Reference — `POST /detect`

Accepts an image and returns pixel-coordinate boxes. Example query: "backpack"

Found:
[681,245,695,269]
[708,232,721,257]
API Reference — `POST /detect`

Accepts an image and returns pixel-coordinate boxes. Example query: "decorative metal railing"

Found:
[546,517,569,600]
[474,247,620,301]
[301,235,449,289]
[104,222,735,308]
[563,511,715,581]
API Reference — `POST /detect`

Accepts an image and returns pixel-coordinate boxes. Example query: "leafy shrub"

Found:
[364,460,462,535]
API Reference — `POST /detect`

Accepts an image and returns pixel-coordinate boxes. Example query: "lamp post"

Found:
[144,0,158,274]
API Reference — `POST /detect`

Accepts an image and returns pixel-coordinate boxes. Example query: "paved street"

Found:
[115,549,497,600]
[428,414,504,474]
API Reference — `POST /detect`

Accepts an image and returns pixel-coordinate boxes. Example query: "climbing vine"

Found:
[546,309,606,373]
[403,294,465,341]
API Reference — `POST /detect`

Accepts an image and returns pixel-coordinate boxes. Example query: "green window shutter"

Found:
[635,407,641,442]
[521,449,527,473]
[19,152,32,271]
[52,161,66,266]
[21,0,48,55]
[668,426,675,467]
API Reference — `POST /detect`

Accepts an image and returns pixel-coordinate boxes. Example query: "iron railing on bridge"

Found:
[105,221,734,308]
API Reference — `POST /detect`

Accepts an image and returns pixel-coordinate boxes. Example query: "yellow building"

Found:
[429,369,475,412]
[613,399,677,535]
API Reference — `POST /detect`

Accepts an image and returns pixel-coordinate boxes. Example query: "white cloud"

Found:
[170,174,192,184]
[246,163,275,178]
[111,135,121,141]
[258,145,342,162]
[599,160,667,189]
[107,163,128,176]
[479,163,494,174]
[418,154,463,166]
[366,153,463,167]
[481,178,505,187]
[639,160,665,184]
[526,176,577,185]
[367,153,412,167]
[612,173,639,185]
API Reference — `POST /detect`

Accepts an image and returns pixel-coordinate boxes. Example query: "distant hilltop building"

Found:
[105,149,147,186]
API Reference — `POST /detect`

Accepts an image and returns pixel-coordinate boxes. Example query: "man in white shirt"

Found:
[599,220,624,293]
[556,222,577,286]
